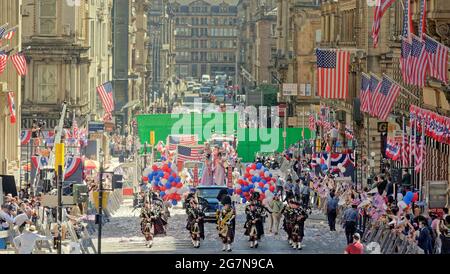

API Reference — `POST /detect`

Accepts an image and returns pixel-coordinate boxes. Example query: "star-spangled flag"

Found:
[309,114,316,131]
[359,73,371,113]
[424,34,448,85]
[7,92,16,124]
[96,81,114,114]
[415,135,425,173]
[400,38,412,84]
[402,0,413,39]
[0,52,7,75]
[418,0,426,38]
[372,0,396,48]
[177,145,204,162]
[0,23,8,39]
[11,53,27,76]
[167,135,198,151]
[408,35,428,87]
[376,76,401,121]
[369,74,381,117]
[2,27,17,40]
[316,49,350,99]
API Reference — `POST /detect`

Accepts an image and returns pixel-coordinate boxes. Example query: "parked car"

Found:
[200,86,212,98]
[195,185,232,222]
[193,83,201,93]
[186,81,195,91]
[211,86,226,103]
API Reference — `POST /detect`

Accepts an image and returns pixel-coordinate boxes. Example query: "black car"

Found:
[195,185,232,222]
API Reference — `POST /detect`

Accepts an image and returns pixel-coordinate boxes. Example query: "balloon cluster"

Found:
[234,163,277,205]
[142,162,189,205]
[397,191,419,210]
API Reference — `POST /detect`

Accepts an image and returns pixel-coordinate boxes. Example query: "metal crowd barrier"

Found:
[361,220,424,254]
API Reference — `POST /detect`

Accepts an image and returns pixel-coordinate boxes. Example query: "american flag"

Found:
[72,118,79,140]
[7,92,16,124]
[376,76,401,121]
[177,145,204,162]
[345,125,354,140]
[415,135,425,173]
[424,34,448,85]
[0,52,7,75]
[11,53,27,76]
[167,135,198,151]
[371,0,396,48]
[0,24,8,39]
[359,73,371,113]
[402,0,412,38]
[308,114,316,131]
[2,27,17,40]
[408,35,428,87]
[400,38,412,84]
[402,120,410,167]
[418,0,426,37]
[316,49,350,99]
[369,74,381,117]
[96,81,114,114]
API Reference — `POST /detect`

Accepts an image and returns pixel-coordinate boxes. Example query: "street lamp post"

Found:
[97,151,104,254]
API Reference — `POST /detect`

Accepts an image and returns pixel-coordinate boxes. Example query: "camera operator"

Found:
[31,119,45,154]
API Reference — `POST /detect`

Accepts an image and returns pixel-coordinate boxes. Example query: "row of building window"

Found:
[172,5,238,14]
[176,51,236,62]
[176,17,237,26]
[175,39,236,49]
[175,27,238,37]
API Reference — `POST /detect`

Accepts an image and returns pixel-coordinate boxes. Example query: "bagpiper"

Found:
[289,200,309,250]
[185,196,205,248]
[244,192,269,248]
[140,193,167,248]
[216,195,236,252]
[282,198,296,246]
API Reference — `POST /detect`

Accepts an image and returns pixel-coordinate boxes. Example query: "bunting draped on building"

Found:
[386,139,401,161]
[410,105,450,145]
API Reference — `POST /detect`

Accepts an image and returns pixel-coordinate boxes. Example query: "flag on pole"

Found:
[316,49,350,99]
[0,52,7,75]
[402,117,410,167]
[359,73,371,113]
[415,129,425,173]
[7,91,16,124]
[11,53,27,76]
[369,73,381,117]
[167,135,198,151]
[308,114,316,131]
[0,23,8,39]
[402,0,413,38]
[176,145,204,171]
[400,38,412,84]
[372,0,396,48]
[424,34,448,85]
[96,81,114,115]
[2,27,17,40]
[418,0,426,38]
[376,76,401,121]
[345,125,354,140]
[408,35,428,87]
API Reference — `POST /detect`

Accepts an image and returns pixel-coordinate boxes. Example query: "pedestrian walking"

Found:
[326,190,339,231]
[344,233,364,254]
[13,225,50,254]
[268,193,283,235]
[342,201,359,244]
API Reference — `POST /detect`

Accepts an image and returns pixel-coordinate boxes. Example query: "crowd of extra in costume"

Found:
[216,196,236,252]
[184,193,206,248]
[244,192,270,248]
[282,198,309,250]
[140,192,167,248]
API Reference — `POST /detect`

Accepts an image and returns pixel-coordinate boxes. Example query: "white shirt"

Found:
[14,213,30,227]
[13,231,50,254]
[0,211,14,228]
[329,128,339,138]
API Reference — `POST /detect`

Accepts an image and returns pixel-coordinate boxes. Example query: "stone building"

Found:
[169,0,239,79]
[237,0,277,89]
[0,0,22,175]
[21,0,116,128]
[272,0,322,129]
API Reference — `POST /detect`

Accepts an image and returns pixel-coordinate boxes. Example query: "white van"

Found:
[201,74,210,84]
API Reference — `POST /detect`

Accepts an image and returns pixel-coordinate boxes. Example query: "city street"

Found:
[97,199,348,254]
